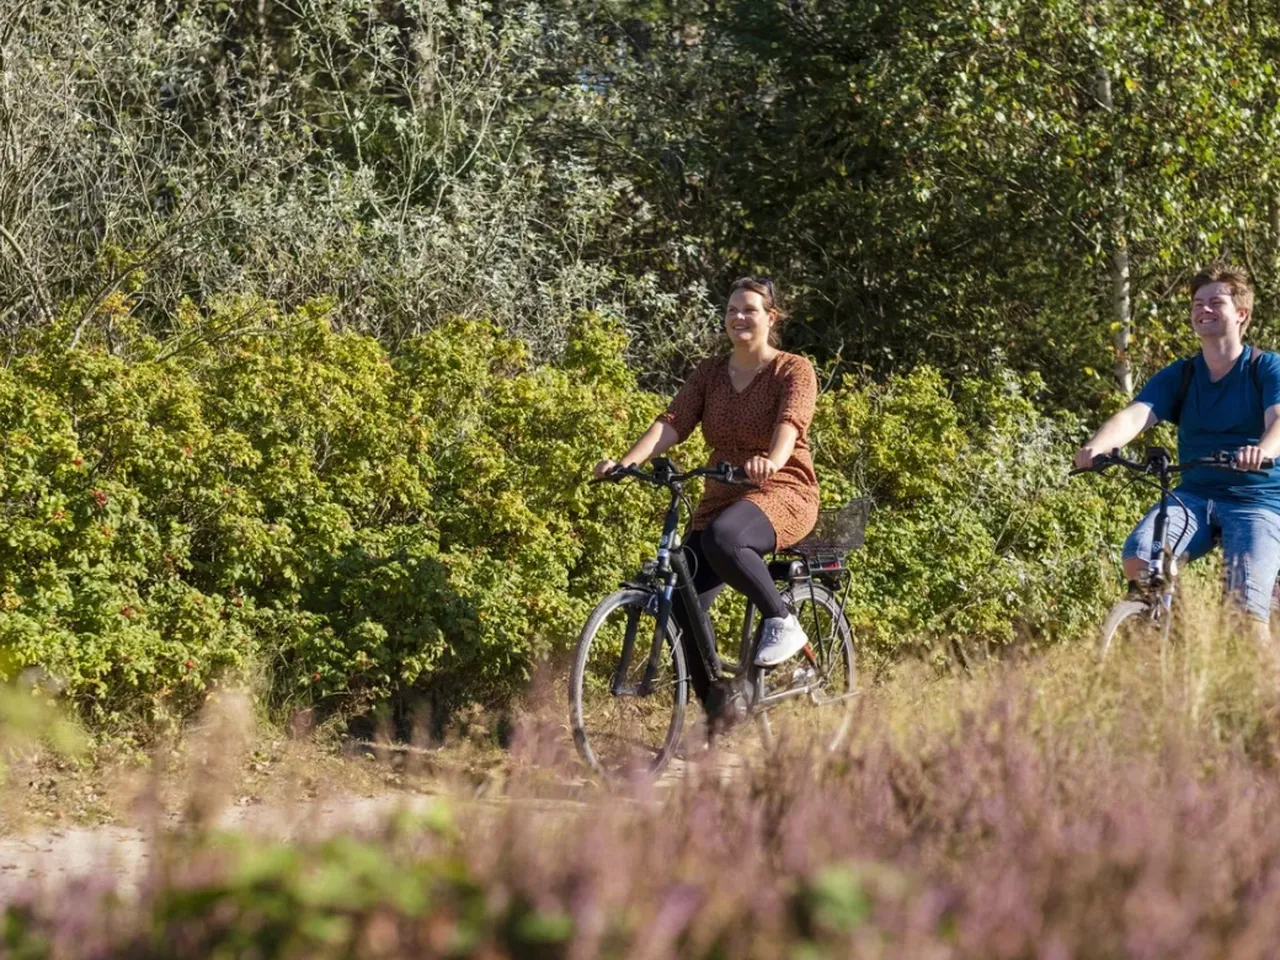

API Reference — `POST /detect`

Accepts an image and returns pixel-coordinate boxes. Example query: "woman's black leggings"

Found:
[670,499,787,704]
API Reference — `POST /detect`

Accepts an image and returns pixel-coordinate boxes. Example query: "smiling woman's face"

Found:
[723,289,774,347]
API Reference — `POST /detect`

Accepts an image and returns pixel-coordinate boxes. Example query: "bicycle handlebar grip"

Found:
[591,463,632,483]
[1222,453,1275,470]
[1080,452,1114,471]
[709,461,750,483]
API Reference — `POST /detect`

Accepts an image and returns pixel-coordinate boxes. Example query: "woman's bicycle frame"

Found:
[1071,446,1273,659]
[570,456,863,778]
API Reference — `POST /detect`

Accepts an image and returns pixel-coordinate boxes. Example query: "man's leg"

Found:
[1121,492,1212,585]
[1217,502,1280,648]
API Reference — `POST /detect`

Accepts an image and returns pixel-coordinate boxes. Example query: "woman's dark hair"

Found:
[728,276,787,345]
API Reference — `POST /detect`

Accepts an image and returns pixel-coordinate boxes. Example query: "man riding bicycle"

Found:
[1075,263,1280,643]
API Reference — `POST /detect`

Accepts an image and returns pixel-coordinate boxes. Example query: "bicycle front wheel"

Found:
[569,589,689,779]
[1098,598,1162,662]
[756,582,857,753]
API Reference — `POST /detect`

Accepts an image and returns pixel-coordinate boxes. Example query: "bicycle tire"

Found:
[756,581,857,753]
[569,589,689,779]
[1098,598,1158,662]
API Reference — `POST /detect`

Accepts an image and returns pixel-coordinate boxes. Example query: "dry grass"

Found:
[8,584,1280,956]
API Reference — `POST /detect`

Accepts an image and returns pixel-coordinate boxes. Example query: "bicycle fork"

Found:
[611,502,721,697]
[609,585,677,698]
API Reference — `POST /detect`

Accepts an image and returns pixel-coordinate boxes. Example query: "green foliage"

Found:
[814,366,1140,659]
[1,809,584,958]
[0,303,665,729]
[1,300,1141,729]
[15,0,1280,409]
[524,0,1280,399]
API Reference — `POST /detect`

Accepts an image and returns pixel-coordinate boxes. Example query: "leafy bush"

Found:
[813,366,1143,661]
[1,299,1141,731]
[0,302,666,730]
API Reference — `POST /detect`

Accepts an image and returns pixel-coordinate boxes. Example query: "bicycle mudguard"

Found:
[621,559,660,591]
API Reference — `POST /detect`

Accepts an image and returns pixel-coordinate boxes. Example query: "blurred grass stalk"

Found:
[6,585,1280,955]
[0,670,86,783]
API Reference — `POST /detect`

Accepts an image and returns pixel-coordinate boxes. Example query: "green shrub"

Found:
[0,298,1142,732]
[0,302,665,730]
[813,366,1142,661]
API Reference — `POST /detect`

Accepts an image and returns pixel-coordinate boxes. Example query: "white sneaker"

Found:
[754,614,809,667]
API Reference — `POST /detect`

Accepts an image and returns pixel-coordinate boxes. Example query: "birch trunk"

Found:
[1096,64,1132,395]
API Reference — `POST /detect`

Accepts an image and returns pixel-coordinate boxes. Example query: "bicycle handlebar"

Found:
[591,458,756,488]
[1070,448,1275,478]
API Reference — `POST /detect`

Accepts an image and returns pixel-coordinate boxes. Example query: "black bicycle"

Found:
[1071,447,1273,659]
[569,457,866,778]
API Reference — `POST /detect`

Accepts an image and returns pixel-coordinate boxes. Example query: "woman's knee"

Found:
[700,517,741,569]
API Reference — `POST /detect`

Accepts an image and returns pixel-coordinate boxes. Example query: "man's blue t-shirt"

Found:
[1135,345,1280,509]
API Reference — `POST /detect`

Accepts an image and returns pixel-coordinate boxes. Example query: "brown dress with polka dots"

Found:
[657,351,819,550]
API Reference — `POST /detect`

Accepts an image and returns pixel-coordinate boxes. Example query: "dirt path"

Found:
[0,749,749,900]
[0,789,599,900]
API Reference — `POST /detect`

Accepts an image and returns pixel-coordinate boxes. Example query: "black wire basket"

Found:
[789,497,871,558]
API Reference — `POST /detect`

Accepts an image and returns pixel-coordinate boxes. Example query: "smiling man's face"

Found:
[1192,281,1250,341]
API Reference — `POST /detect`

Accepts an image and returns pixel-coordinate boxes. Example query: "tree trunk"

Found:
[1096,65,1132,395]
[1270,193,1280,263]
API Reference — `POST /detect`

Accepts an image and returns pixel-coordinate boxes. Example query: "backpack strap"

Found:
[1251,347,1265,396]
[1168,357,1196,426]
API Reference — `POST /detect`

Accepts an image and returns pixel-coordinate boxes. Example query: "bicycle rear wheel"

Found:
[569,589,689,779]
[756,582,856,753]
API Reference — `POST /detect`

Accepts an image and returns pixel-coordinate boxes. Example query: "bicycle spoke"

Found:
[571,591,686,778]
[756,583,856,753]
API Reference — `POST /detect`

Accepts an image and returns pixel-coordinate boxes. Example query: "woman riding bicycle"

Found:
[593,277,819,704]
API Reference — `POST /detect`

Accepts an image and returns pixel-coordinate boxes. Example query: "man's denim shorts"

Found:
[1123,492,1280,621]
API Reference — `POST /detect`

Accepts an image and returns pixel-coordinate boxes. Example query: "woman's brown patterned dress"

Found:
[657,352,819,550]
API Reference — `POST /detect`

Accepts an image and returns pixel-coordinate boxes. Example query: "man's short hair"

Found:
[1192,262,1255,318]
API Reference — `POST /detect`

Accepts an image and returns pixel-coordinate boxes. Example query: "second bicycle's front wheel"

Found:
[569,589,689,780]
[1098,597,1163,662]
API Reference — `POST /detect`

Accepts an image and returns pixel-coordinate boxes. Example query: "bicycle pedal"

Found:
[790,665,816,686]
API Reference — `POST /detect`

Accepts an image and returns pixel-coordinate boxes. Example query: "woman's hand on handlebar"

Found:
[593,458,634,479]
[743,455,779,485]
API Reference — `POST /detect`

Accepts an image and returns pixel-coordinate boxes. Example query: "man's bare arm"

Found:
[1073,402,1159,469]
[1235,404,1280,469]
